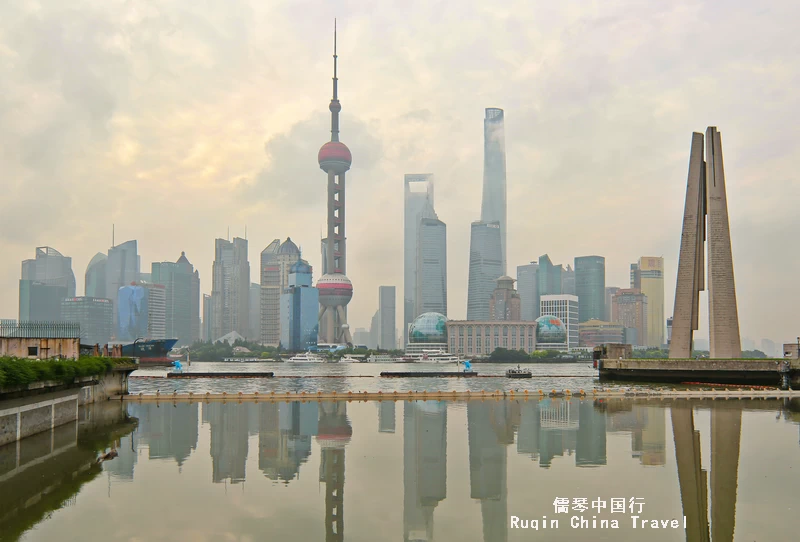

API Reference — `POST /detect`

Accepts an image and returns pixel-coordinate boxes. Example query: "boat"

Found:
[367,354,396,363]
[416,350,461,363]
[338,355,364,363]
[119,338,179,365]
[506,365,533,378]
[285,352,326,363]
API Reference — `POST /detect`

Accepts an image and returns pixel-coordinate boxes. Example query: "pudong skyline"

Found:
[1,4,798,345]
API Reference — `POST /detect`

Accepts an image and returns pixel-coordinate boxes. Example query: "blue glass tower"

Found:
[280,261,320,351]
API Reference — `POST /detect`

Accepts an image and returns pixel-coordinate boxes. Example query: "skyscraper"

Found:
[415,217,447,317]
[280,260,319,351]
[85,252,107,299]
[249,283,261,342]
[317,25,354,345]
[106,240,140,329]
[466,221,503,320]
[481,108,507,274]
[378,286,396,350]
[671,128,741,359]
[404,174,434,343]
[260,239,280,345]
[202,294,211,341]
[19,247,76,322]
[632,257,665,348]
[116,281,166,341]
[151,252,200,346]
[211,237,250,341]
[516,262,539,321]
[604,287,620,321]
[574,256,605,323]
[537,254,563,297]
[489,276,521,321]
[561,265,576,295]
[60,297,114,346]
[612,288,648,347]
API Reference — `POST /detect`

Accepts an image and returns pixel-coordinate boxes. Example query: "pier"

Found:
[166,371,274,379]
[597,357,799,389]
[380,371,478,378]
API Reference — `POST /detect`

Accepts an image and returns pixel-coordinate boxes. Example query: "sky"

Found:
[1,0,798,347]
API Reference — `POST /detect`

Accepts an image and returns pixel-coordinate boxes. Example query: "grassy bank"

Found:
[0,356,135,389]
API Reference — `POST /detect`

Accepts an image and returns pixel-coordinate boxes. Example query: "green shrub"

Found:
[0,356,131,390]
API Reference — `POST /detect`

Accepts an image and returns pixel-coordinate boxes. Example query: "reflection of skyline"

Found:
[317,402,352,542]
[404,401,447,542]
[259,402,318,483]
[468,401,511,542]
[204,402,249,484]
[379,401,396,433]
[605,403,666,466]
[127,403,199,469]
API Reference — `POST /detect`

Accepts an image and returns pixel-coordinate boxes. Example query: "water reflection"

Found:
[2,398,799,541]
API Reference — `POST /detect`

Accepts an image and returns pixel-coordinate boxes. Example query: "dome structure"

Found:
[278,237,300,254]
[535,315,567,344]
[318,141,352,174]
[317,273,353,307]
[408,312,448,344]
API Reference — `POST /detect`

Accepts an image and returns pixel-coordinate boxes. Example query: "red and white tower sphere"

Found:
[317,21,354,345]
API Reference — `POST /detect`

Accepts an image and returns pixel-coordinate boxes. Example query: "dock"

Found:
[166,372,274,379]
[380,371,478,378]
[598,358,798,389]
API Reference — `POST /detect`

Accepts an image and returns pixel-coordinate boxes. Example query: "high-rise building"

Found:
[202,294,211,342]
[279,260,319,351]
[578,320,625,347]
[561,265,576,295]
[604,287,620,321]
[481,108,507,275]
[489,276,521,321]
[106,240,140,329]
[574,256,605,323]
[415,217,447,317]
[151,252,200,346]
[60,297,114,345]
[671,128,741,359]
[540,294,579,350]
[211,237,250,341]
[352,328,371,347]
[404,174,434,344]
[378,286,396,350]
[248,283,261,342]
[631,257,665,348]
[369,310,380,349]
[85,252,107,299]
[760,338,777,358]
[260,239,280,345]
[19,247,76,322]
[21,247,76,296]
[317,27,354,345]
[537,254,563,297]
[466,221,503,320]
[116,282,166,341]
[612,288,648,347]
[516,262,539,321]
[260,238,301,346]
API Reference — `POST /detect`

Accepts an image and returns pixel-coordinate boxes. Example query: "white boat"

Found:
[416,350,462,363]
[285,352,326,363]
[339,355,364,363]
[367,354,396,363]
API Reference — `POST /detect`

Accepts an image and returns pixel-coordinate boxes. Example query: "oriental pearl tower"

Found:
[317,21,354,345]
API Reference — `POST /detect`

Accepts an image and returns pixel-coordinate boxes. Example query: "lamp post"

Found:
[133,337,144,361]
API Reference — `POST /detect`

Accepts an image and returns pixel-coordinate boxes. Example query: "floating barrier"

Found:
[380,371,479,378]
[166,372,274,378]
[118,388,798,403]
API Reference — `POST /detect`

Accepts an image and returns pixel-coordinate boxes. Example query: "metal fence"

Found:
[0,321,81,339]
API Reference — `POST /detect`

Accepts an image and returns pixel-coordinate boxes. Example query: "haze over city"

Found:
[1,0,798,345]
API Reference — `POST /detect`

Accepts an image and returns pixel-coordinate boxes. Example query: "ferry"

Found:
[416,350,462,364]
[506,365,533,378]
[285,352,326,363]
[367,354,396,363]
[339,355,365,363]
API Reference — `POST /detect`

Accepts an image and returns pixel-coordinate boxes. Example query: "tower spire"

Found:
[329,19,341,142]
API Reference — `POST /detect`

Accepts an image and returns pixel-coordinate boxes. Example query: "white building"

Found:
[540,294,579,350]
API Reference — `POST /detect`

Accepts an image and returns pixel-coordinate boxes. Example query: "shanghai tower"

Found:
[480,108,507,274]
[317,21,354,345]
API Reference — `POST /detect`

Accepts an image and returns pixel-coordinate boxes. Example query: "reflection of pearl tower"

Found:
[317,21,353,345]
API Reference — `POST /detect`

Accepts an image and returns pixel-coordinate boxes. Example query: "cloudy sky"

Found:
[1,0,798,346]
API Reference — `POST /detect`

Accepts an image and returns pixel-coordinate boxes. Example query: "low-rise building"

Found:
[0,321,80,360]
[578,319,625,348]
[446,320,538,357]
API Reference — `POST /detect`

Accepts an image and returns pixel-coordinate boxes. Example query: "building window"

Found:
[512,336,517,348]
[468,326,473,336]
[484,326,490,335]
[476,337,482,349]
[494,336,499,347]
[459,327,464,337]
[28,346,38,356]
[459,338,464,348]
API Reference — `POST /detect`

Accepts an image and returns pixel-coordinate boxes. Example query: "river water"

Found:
[129,361,662,394]
[2,396,799,541]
